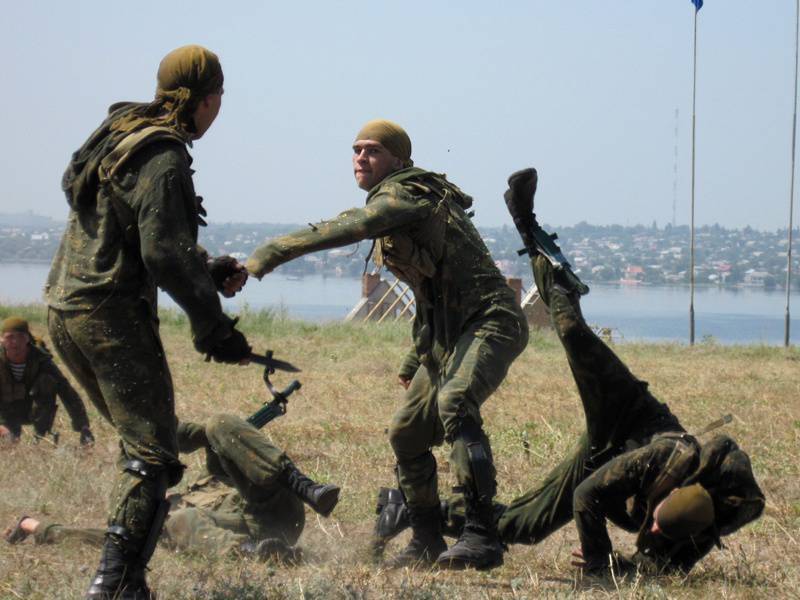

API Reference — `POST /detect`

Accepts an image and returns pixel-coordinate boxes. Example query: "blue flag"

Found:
[692,0,703,10]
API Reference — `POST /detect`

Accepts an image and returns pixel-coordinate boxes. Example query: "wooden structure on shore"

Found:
[520,284,551,329]
[345,273,416,323]
[348,273,552,329]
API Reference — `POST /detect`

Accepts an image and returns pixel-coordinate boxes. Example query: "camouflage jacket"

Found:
[0,344,89,432]
[247,168,523,371]
[46,124,234,350]
[574,432,765,574]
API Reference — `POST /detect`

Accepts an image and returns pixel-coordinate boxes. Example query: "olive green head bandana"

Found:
[355,119,413,167]
[111,44,224,136]
[62,45,224,211]
[156,45,224,108]
[1,316,30,335]
[656,484,715,540]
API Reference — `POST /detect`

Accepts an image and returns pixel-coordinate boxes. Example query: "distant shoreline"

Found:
[0,260,791,292]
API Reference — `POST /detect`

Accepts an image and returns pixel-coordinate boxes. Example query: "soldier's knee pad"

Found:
[122,459,171,493]
[450,417,496,502]
[122,457,184,491]
[112,459,177,556]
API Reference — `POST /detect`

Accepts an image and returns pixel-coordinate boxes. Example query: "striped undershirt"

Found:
[9,362,26,382]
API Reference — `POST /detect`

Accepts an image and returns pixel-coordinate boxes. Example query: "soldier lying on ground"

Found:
[247,120,529,570]
[5,414,339,561]
[0,317,94,446]
[372,169,765,576]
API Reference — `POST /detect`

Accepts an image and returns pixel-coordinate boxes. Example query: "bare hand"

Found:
[397,376,411,390]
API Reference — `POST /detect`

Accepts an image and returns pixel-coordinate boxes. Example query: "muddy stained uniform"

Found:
[0,344,90,438]
[247,167,529,510]
[482,256,763,569]
[492,254,682,544]
[31,415,305,556]
[45,114,240,551]
[572,431,765,573]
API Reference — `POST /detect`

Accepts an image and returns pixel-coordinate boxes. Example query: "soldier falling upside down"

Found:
[373,168,765,576]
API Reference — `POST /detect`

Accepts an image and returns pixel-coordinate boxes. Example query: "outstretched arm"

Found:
[246,185,433,278]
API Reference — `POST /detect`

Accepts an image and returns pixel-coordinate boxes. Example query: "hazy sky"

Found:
[1,1,798,230]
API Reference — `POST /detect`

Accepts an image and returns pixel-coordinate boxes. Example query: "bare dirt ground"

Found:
[1,306,798,599]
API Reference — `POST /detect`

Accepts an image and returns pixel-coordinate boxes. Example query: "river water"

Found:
[2,263,797,345]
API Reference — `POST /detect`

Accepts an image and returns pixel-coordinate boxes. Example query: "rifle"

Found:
[517,225,573,271]
[518,224,590,296]
[247,350,302,429]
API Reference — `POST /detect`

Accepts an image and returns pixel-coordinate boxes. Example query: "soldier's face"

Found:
[1,331,30,363]
[192,89,224,140]
[352,140,403,190]
[651,490,674,536]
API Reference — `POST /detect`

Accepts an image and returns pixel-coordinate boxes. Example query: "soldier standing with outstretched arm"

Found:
[46,46,251,599]
[247,120,529,570]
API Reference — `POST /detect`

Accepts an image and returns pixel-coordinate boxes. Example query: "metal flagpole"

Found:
[689,7,699,345]
[786,0,799,347]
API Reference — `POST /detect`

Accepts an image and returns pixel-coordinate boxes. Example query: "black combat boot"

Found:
[436,494,505,571]
[371,488,410,561]
[503,167,539,250]
[386,504,447,568]
[85,535,151,600]
[371,488,508,557]
[280,464,340,517]
[372,487,471,561]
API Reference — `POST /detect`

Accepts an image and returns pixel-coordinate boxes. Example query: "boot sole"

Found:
[313,486,340,517]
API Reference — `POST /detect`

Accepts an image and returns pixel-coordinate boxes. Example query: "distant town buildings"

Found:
[1,214,797,290]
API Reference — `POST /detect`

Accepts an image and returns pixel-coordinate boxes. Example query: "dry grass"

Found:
[1,304,798,599]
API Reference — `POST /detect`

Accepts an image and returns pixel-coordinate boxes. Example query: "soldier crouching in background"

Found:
[0,316,94,445]
[5,414,339,561]
[373,169,765,577]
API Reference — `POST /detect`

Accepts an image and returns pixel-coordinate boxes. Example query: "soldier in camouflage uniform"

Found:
[0,317,94,445]
[373,168,764,575]
[247,120,529,570]
[45,46,251,599]
[5,414,339,560]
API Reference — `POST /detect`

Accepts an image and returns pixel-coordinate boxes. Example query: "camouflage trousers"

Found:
[33,414,305,557]
[389,307,528,509]
[491,255,682,544]
[168,414,305,552]
[47,305,183,552]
